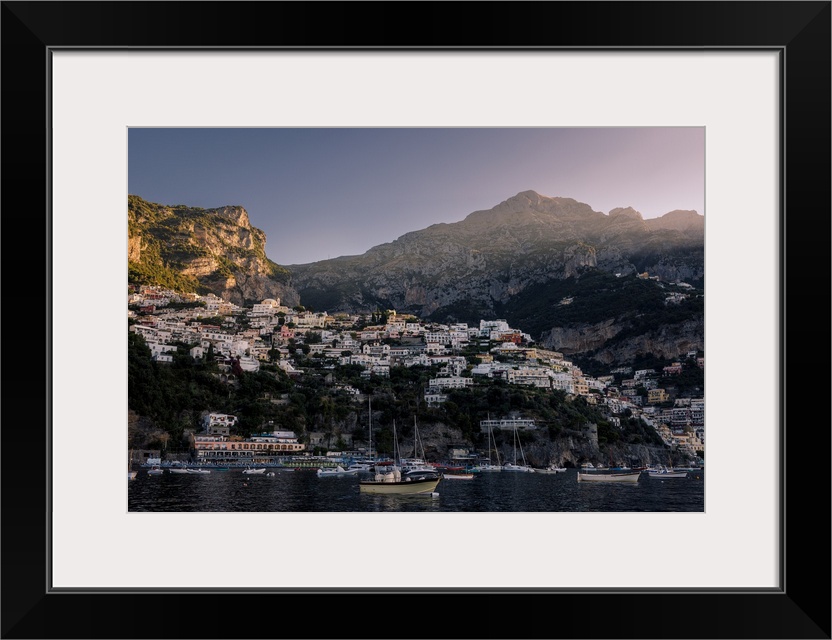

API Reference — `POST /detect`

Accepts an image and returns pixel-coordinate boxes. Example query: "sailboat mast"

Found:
[413,415,426,461]
[491,424,500,466]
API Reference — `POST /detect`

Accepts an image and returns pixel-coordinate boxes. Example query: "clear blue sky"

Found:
[128,127,704,265]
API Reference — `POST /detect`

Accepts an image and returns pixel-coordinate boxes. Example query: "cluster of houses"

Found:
[128,285,704,458]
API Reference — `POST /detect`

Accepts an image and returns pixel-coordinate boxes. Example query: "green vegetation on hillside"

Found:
[128,332,296,448]
[127,237,206,293]
[129,330,667,460]
[127,195,290,293]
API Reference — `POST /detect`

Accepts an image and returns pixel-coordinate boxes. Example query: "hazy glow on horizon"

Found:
[128,127,704,265]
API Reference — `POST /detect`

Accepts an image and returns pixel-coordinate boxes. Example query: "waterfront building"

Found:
[192,429,305,465]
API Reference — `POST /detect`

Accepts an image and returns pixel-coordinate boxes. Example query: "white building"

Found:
[479,319,510,337]
[202,413,238,432]
[424,392,448,406]
[251,298,281,315]
[480,418,538,431]
[428,376,473,390]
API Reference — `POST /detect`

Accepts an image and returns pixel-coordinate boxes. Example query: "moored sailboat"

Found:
[472,421,503,472]
[128,449,137,480]
[503,424,534,472]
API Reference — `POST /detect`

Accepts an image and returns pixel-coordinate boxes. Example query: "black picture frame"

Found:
[2,2,829,638]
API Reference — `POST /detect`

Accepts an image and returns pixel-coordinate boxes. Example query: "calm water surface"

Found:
[128,468,704,512]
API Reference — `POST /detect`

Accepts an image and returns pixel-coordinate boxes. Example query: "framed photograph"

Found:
[3,2,829,638]
[124,125,707,509]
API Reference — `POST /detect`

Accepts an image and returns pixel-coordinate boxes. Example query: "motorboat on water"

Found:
[646,465,689,478]
[503,462,535,473]
[472,462,503,472]
[316,465,359,477]
[534,463,567,474]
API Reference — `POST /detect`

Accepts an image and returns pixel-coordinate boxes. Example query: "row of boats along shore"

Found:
[132,418,703,494]
[133,458,703,494]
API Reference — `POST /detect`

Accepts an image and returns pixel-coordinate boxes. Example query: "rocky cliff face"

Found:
[540,316,704,365]
[128,195,300,306]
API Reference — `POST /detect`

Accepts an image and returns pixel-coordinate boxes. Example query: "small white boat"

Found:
[534,464,567,474]
[647,466,688,478]
[242,467,266,475]
[472,462,503,472]
[316,465,359,477]
[442,473,475,480]
[147,465,164,475]
[186,468,211,474]
[503,462,535,473]
[169,468,189,474]
[577,471,641,483]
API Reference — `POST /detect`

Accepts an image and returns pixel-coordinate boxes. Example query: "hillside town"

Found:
[128,284,705,463]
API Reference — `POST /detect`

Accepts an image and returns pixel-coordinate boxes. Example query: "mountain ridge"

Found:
[289,190,703,308]
[285,191,702,268]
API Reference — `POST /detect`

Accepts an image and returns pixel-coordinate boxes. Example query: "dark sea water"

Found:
[128,467,704,512]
